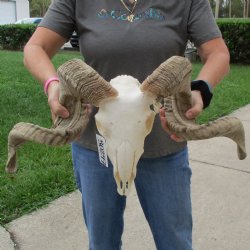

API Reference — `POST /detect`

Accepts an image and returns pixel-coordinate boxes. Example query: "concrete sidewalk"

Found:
[1,105,250,250]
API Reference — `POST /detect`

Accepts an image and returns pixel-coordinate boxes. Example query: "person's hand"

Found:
[47,81,69,122]
[185,90,204,119]
[159,90,204,142]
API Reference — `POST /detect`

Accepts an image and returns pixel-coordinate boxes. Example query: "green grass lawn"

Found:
[0,50,250,225]
[0,50,82,225]
[192,63,250,123]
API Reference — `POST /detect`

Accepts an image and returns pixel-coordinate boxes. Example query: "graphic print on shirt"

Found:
[97,8,166,22]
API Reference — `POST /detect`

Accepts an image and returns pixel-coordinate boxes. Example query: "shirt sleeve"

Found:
[187,0,222,47]
[38,0,76,40]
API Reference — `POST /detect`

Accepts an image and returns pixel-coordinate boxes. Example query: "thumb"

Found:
[49,99,70,119]
[185,102,203,119]
[47,83,69,119]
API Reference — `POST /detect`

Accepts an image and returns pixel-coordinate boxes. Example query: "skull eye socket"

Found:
[149,104,155,111]
[149,100,163,114]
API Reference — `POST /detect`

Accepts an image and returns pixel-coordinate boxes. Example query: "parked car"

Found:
[15,18,79,48]
[15,17,43,24]
[70,31,79,48]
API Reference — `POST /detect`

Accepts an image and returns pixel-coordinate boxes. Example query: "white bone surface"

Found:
[95,76,159,195]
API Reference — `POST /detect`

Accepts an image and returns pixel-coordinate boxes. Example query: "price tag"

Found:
[96,134,109,168]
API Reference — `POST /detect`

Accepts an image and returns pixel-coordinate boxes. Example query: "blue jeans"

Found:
[72,143,193,250]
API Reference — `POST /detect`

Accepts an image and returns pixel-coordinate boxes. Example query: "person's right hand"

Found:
[47,81,69,122]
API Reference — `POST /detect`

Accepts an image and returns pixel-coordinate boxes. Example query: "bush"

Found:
[0,24,36,50]
[0,19,249,64]
[217,19,250,64]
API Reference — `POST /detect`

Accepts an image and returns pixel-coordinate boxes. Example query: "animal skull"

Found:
[95,76,161,195]
[6,56,247,196]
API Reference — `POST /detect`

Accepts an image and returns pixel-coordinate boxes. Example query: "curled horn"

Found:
[164,96,246,160]
[57,59,118,107]
[140,56,192,98]
[6,59,118,173]
[141,56,247,160]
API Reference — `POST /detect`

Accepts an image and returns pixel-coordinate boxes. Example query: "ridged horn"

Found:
[141,56,246,160]
[164,95,247,160]
[6,58,119,174]
[57,59,118,107]
[140,56,192,98]
[6,93,89,173]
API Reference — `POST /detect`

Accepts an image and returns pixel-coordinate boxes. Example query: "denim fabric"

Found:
[72,143,193,250]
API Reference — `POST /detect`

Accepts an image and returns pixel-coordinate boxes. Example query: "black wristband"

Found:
[191,80,213,109]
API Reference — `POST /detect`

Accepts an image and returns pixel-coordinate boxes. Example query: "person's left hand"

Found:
[159,90,204,142]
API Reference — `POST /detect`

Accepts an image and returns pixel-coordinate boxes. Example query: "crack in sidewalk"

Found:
[190,158,250,174]
[5,227,20,250]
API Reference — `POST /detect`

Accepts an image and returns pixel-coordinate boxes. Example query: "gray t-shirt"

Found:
[40,0,221,158]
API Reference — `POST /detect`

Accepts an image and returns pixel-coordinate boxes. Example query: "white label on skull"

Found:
[96,134,109,168]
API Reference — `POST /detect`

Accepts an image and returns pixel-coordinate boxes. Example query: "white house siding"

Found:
[0,1,16,24]
[0,0,29,24]
[15,0,29,21]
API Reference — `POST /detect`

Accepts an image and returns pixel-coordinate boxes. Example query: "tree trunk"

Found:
[229,0,232,18]
[244,0,246,17]
[243,0,249,18]
[215,0,220,18]
[247,0,249,18]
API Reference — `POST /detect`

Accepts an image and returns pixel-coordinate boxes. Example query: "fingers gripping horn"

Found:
[6,59,118,174]
[164,94,247,160]
[141,56,246,160]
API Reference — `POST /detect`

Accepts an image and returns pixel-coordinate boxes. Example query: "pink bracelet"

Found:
[44,76,60,95]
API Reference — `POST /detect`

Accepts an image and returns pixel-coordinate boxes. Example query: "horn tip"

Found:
[238,148,247,160]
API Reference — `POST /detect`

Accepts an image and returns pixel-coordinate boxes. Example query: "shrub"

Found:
[0,24,36,50]
[217,19,250,64]
[0,19,249,64]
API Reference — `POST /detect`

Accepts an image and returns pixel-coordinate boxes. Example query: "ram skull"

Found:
[95,75,161,195]
[6,56,247,196]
